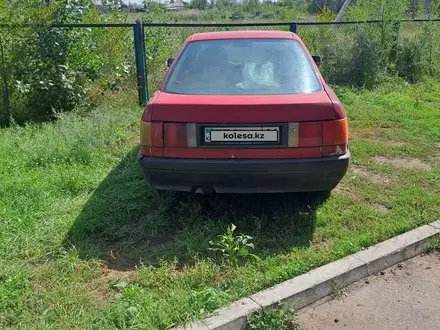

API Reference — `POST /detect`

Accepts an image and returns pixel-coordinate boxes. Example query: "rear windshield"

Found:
[164,38,322,95]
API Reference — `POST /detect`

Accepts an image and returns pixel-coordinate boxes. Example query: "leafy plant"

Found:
[247,303,302,330]
[396,38,423,83]
[0,0,134,125]
[209,224,259,266]
[113,281,144,326]
[425,235,440,253]
[350,28,382,88]
[189,287,230,315]
[330,280,347,300]
[0,273,29,325]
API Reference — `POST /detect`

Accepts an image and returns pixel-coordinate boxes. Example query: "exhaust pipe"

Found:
[194,187,214,197]
[194,187,205,198]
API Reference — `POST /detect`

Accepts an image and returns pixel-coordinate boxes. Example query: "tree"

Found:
[192,0,208,9]
[243,0,259,12]
[0,0,131,124]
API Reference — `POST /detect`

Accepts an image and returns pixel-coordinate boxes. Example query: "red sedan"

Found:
[138,31,349,194]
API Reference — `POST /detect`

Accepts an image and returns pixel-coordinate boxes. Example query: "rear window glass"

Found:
[164,38,322,95]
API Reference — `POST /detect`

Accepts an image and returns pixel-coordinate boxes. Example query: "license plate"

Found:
[204,127,280,145]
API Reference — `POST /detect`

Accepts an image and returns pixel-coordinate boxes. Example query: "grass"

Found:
[1,79,440,329]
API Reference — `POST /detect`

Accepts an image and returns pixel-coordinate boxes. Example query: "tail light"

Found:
[323,118,348,146]
[290,118,348,156]
[322,144,348,156]
[164,123,187,147]
[140,121,152,147]
[288,122,322,148]
[322,117,348,156]
[298,122,322,147]
[140,121,163,147]
[164,123,197,148]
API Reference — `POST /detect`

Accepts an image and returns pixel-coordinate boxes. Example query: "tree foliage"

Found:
[0,0,132,125]
[192,0,208,10]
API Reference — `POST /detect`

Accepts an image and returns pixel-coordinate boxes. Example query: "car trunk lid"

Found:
[151,91,335,123]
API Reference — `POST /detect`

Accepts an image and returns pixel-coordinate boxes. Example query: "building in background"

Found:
[167,0,189,11]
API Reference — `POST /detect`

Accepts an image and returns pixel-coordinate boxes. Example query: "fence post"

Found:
[390,21,400,63]
[133,20,148,106]
[290,22,297,34]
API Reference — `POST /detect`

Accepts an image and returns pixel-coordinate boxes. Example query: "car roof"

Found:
[186,30,300,42]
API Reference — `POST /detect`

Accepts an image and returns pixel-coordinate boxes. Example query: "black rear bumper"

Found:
[137,151,350,193]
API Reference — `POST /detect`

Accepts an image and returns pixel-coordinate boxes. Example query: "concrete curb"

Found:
[176,221,440,330]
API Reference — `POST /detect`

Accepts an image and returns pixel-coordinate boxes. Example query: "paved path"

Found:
[297,252,440,330]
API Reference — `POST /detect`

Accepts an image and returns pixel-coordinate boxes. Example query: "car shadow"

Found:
[63,147,330,271]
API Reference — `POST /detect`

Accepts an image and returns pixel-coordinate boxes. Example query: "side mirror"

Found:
[312,56,321,66]
[167,58,174,67]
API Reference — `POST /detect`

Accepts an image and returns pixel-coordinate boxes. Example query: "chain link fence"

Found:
[0,23,137,125]
[1,19,440,124]
[297,20,440,86]
[144,19,440,95]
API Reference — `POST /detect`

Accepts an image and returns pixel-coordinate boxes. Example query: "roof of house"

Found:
[167,2,185,9]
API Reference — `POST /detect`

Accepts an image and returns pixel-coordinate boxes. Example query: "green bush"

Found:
[0,0,133,125]
[349,28,382,88]
[396,38,423,83]
[418,22,440,76]
[317,28,352,85]
[316,27,381,88]
[247,303,302,330]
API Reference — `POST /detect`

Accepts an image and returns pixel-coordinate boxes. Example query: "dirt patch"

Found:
[351,165,392,184]
[100,265,138,281]
[90,286,113,305]
[333,181,363,201]
[91,265,138,304]
[333,181,349,194]
[132,135,140,145]
[312,238,334,253]
[350,125,402,140]
[350,127,382,140]
[297,253,440,330]
[378,140,408,147]
[372,156,431,171]
[349,139,407,148]
[349,136,408,147]
[373,203,390,214]
[106,250,144,271]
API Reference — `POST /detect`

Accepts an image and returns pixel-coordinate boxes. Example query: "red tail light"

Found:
[164,123,187,147]
[285,119,348,156]
[322,144,348,156]
[321,117,348,156]
[298,122,322,147]
[140,121,163,147]
[323,118,348,146]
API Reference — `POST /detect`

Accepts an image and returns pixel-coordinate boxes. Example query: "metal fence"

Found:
[1,19,440,119]
[0,22,139,124]
[141,19,440,104]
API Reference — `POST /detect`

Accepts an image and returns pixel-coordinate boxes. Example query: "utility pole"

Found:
[333,0,353,23]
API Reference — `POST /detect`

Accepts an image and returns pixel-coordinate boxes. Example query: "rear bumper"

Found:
[137,151,350,193]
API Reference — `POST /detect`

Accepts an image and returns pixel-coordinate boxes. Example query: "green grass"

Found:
[1,79,440,329]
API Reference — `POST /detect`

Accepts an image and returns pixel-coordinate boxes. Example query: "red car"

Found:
[138,31,349,195]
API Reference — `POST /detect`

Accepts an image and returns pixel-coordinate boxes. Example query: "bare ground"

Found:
[297,252,440,330]
[350,165,392,184]
[372,156,432,171]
